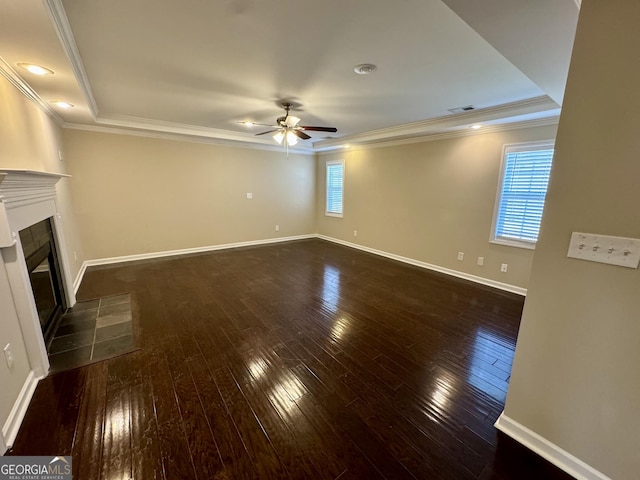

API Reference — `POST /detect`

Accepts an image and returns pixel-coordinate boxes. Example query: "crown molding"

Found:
[44,0,99,117]
[313,96,559,150]
[317,116,560,154]
[66,111,559,156]
[0,57,65,126]
[64,122,316,155]
[96,113,306,148]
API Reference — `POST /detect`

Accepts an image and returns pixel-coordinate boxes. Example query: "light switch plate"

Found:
[567,232,640,269]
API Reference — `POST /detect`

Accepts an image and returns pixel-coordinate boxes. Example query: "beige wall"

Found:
[62,130,316,260]
[0,75,83,434]
[504,1,640,479]
[316,125,557,290]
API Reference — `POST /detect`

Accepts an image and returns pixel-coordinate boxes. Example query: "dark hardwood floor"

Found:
[8,239,574,479]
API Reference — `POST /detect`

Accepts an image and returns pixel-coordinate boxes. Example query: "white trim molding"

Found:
[73,234,526,297]
[44,0,99,117]
[0,169,70,211]
[0,429,6,455]
[2,370,41,453]
[73,234,316,291]
[63,122,316,155]
[0,57,65,126]
[313,96,560,151]
[495,413,611,480]
[317,235,527,296]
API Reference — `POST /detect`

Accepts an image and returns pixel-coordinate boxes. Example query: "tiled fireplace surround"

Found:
[0,169,77,450]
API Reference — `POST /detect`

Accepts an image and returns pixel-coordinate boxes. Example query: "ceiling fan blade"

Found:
[255,129,279,136]
[292,130,311,140]
[237,121,277,128]
[300,126,338,133]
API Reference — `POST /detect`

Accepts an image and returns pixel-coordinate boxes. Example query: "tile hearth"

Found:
[47,293,135,373]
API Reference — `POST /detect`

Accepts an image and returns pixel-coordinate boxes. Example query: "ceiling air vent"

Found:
[448,105,475,114]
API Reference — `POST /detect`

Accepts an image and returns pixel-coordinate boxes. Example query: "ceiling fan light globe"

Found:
[273,131,284,144]
[284,116,301,128]
[286,131,298,146]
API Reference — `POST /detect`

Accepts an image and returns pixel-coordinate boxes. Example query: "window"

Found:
[326,160,344,217]
[491,141,554,248]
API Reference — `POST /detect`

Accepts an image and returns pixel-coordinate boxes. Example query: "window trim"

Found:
[325,160,344,218]
[490,140,555,250]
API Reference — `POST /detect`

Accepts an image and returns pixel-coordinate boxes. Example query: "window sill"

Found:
[490,238,536,250]
[325,212,343,218]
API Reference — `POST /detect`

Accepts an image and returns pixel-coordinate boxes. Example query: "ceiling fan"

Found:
[239,102,337,146]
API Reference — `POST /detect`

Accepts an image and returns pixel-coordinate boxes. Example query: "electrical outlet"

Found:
[275,225,279,232]
[457,252,464,261]
[501,263,508,273]
[353,230,358,237]
[246,192,253,199]
[477,256,484,266]
[3,344,13,369]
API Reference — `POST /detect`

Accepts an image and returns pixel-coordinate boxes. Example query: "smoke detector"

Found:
[354,64,377,75]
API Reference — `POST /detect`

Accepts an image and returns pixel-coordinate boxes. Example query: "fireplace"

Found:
[0,169,75,379]
[0,169,77,451]
[20,218,67,347]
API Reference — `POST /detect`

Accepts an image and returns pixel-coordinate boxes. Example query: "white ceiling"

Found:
[0,0,579,152]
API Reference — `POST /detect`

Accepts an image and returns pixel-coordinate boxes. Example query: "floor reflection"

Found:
[321,264,340,314]
[430,374,455,411]
[468,327,514,402]
[330,316,351,341]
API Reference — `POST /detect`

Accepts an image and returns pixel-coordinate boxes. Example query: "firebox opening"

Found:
[20,218,67,348]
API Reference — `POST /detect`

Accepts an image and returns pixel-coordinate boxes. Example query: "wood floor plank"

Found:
[71,362,108,480]
[148,357,197,479]
[186,356,260,480]
[174,370,226,479]
[130,380,164,480]
[213,366,291,480]
[100,380,133,480]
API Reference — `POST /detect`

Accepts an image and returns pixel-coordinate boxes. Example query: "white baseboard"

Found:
[2,370,41,453]
[317,235,527,296]
[0,429,6,455]
[494,413,611,480]
[73,234,317,290]
[73,261,88,295]
[73,234,527,297]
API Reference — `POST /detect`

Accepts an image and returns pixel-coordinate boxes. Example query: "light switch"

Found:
[567,232,640,268]
[246,192,253,199]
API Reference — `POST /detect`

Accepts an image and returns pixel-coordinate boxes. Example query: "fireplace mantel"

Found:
[0,168,69,208]
[0,169,69,247]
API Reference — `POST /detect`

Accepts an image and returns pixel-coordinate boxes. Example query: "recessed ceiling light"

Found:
[237,121,254,127]
[52,101,74,109]
[18,63,54,75]
[470,124,482,130]
[354,64,377,75]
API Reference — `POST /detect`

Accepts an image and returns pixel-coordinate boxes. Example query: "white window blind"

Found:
[493,142,554,246]
[326,161,344,217]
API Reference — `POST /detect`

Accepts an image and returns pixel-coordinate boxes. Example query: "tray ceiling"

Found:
[0,0,579,151]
